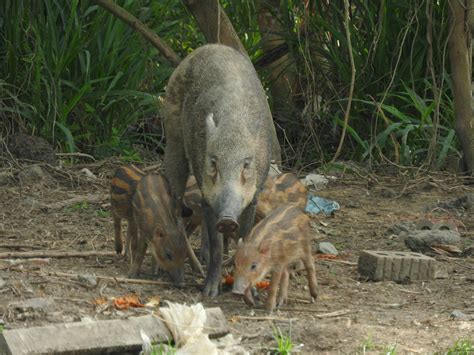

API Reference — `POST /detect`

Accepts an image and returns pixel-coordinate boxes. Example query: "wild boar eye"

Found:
[165,251,173,261]
[250,262,257,271]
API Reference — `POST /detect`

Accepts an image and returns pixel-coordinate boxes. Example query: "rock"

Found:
[18,164,51,186]
[11,298,55,312]
[7,133,56,165]
[385,221,416,236]
[77,273,98,288]
[404,230,461,253]
[0,278,5,288]
[318,242,339,256]
[450,310,474,320]
[80,168,96,179]
[436,194,474,212]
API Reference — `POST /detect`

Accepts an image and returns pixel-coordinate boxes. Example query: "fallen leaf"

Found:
[113,294,144,310]
[223,275,234,286]
[316,254,338,260]
[256,281,270,290]
[93,297,108,306]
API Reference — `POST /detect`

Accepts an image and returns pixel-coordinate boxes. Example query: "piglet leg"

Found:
[266,267,284,312]
[276,268,289,307]
[302,253,318,302]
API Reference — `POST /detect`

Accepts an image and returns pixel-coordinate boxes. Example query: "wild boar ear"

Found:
[205,113,217,137]
[258,239,271,257]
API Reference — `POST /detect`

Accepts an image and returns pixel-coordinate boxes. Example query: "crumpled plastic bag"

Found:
[305,194,340,215]
[140,301,248,355]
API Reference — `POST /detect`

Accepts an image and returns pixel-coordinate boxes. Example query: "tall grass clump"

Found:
[0,0,169,156]
[240,0,457,169]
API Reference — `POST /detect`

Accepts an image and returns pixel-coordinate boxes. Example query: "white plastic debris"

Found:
[80,168,96,179]
[141,301,248,355]
[301,173,332,190]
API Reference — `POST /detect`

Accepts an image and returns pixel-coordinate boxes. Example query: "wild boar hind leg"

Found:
[202,202,224,297]
[163,136,189,207]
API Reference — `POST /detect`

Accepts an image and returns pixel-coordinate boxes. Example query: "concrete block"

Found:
[358,250,435,282]
[0,308,228,355]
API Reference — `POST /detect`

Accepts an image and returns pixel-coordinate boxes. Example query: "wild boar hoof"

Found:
[202,280,220,297]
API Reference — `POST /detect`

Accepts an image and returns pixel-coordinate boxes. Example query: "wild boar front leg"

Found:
[199,216,210,267]
[202,202,223,297]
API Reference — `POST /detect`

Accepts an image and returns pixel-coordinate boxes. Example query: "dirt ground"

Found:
[0,159,473,354]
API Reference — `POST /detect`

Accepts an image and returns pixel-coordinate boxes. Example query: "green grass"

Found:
[272,327,294,355]
[95,209,110,218]
[149,340,176,355]
[445,339,474,355]
[0,324,4,333]
[64,201,90,213]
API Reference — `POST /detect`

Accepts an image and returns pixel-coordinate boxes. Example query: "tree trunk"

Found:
[448,0,474,174]
[257,0,298,115]
[183,0,282,166]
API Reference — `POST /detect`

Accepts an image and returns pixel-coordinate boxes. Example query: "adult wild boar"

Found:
[163,44,273,296]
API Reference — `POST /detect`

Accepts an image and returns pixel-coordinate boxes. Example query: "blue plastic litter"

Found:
[305,194,340,215]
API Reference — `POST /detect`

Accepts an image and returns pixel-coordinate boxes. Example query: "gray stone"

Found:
[385,221,416,236]
[18,164,50,185]
[450,310,474,320]
[0,308,228,355]
[404,230,461,253]
[0,278,5,288]
[77,273,98,288]
[318,242,339,256]
[358,250,436,282]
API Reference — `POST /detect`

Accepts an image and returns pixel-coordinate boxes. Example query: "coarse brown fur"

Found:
[163,44,274,296]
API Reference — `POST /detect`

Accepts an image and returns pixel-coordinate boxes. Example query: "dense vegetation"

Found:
[0,0,460,170]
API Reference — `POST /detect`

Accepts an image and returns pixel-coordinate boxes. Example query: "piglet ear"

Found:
[258,239,271,257]
[205,113,217,137]
[154,225,164,239]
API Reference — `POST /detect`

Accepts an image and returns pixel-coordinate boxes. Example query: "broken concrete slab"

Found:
[358,250,436,282]
[404,230,461,253]
[0,308,228,355]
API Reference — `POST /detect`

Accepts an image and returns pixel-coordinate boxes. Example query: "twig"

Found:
[0,258,50,270]
[91,0,181,66]
[43,194,108,210]
[0,251,116,259]
[276,308,352,318]
[11,269,201,288]
[330,0,356,163]
[56,153,96,161]
[142,164,162,172]
[318,258,358,266]
[0,243,45,250]
[232,315,297,322]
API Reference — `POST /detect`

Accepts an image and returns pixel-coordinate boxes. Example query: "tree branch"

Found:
[92,0,181,66]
